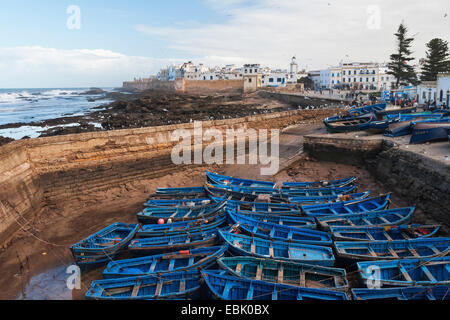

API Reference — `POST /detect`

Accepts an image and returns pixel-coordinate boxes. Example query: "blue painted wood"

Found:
[86,270,201,300]
[217,256,348,290]
[357,257,450,287]
[103,245,228,278]
[210,198,299,213]
[288,191,370,204]
[317,207,416,230]
[232,211,316,229]
[301,194,391,217]
[155,186,206,195]
[144,198,212,208]
[137,213,226,238]
[330,224,440,241]
[228,212,332,246]
[206,171,276,188]
[219,230,335,266]
[281,176,356,189]
[409,121,450,144]
[334,237,450,262]
[129,229,219,255]
[352,285,450,300]
[70,223,139,266]
[137,201,226,224]
[323,113,378,133]
[201,270,348,300]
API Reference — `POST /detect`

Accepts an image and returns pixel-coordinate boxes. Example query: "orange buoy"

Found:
[157,218,165,225]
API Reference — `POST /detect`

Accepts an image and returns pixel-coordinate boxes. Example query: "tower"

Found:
[290,56,298,75]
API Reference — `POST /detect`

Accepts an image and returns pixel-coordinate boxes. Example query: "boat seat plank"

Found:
[179,279,186,293]
[251,243,256,255]
[256,265,262,280]
[269,246,274,258]
[155,281,163,297]
[388,248,399,258]
[235,263,242,275]
[299,272,306,287]
[399,265,413,282]
[131,282,141,297]
[420,266,437,282]
[277,266,284,284]
[246,283,254,300]
[383,232,393,241]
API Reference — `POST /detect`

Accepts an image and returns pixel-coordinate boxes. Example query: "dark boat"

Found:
[409,121,450,144]
[301,194,391,217]
[357,257,450,287]
[136,213,226,238]
[323,113,377,133]
[137,201,226,224]
[281,176,356,189]
[217,256,348,290]
[70,223,139,266]
[228,212,332,246]
[374,106,417,118]
[365,118,399,134]
[282,185,358,197]
[206,171,276,188]
[384,116,449,137]
[129,229,219,255]
[352,285,450,300]
[232,211,317,229]
[103,245,228,278]
[219,230,335,266]
[201,270,348,300]
[205,184,286,203]
[316,207,416,230]
[147,186,208,199]
[334,237,450,262]
[86,271,201,300]
[330,224,440,241]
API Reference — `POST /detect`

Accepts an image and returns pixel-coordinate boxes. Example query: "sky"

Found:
[0,0,449,88]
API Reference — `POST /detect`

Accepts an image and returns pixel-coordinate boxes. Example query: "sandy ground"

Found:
[0,119,442,300]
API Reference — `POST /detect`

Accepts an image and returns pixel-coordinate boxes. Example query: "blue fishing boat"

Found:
[212,198,299,213]
[206,171,276,188]
[330,224,440,241]
[324,113,378,133]
[366,118,399,134]
[281,177,356,189]
[217,256,348,290]
[144,198,212,208]
[334,237,450,262]
[386,112,443,121]
[357,257,450,287]
[155,186,206,195]
[70,223,140,266]
[103,245,228,278]
[201,270,348,300]
[137,213,226,238]
[384,116,449,137]
[316,207,416,230]
[137,201,226,224]
[282,185,358,197]
[228,212,332,246]
[374,106,417,118]
[347,103,387,116]
[219,230,335,266]
[86,271,201,300]
[352,286,450,300]
[301,194,391,217]
[207,183,282,197]
[232,211,317,229]
[288,191,370,204]
[129,229,219,255]
[410,121,450,144]
[205,184,287,203]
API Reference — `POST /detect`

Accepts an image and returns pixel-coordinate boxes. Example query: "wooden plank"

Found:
[246,283,254,300]
[383,232,393,241]
[388,248,399,258]
[131,281,141,297]
[149,260,158,273]
[155,281,163,297]
[421,266,437,283]
[399,265,413,282]
[408,248,420,257]
[251,243,256,255]
[235,263,242,275]
[269,246,274,258]
[299,272,306,287]
[179,279,186,293]
[277,266,284,284]
[255,265,262,280]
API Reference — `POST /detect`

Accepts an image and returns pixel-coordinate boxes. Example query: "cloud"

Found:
[0,46,181,88]
[136,0,450,70]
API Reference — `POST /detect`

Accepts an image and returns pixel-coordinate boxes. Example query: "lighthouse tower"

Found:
[290,56,298,75]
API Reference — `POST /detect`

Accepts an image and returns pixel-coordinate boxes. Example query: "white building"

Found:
[262,71,288,87]
[308,70,321,89]
[437,73,450,108]
[287,56,299,84]
[417,81,437,105]
[319,69,330,89]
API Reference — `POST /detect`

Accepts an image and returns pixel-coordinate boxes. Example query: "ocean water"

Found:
[0,88,114,139]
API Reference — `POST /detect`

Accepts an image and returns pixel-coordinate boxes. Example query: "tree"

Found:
[298,76,314,89]
[421,38,450,81]
[387,23,418,87]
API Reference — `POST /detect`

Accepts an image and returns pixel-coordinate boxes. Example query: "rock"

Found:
[0,136,14,146]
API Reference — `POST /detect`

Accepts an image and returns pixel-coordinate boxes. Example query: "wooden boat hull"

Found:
[219,230,335,266]
[206,171,276,188]
[352,285,450,300]
[288,191,370,204]
[213,198,299,213]
[136,213,226,238]
[232,211,317,229]
[129,230,219,255]
[217,256,348,290]
[357,256,450,288]
[330,224,440,241]
[144,198,212,208]
[301,194,391,217]
[334,237,450,263]
[410,122,450,144]
[103,245,228,278]
[137,201,226,224]
[201,270,348,300]
[317,207,415,230]
[324,113,377,133]
[228,212,332,246]
[281,177,356,189]
[70,223,139,267]
[86,271,201,300]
